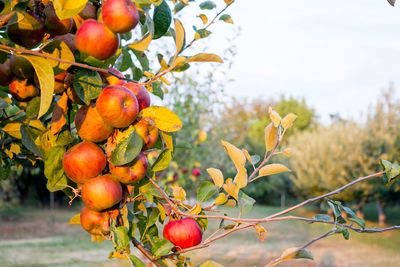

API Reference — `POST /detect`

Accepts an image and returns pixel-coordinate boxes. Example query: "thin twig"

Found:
[131,238,163,267]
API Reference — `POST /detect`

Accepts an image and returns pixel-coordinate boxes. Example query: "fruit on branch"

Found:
[62,141,106,184]
[122,82,151,111]
[9,78,39,102]
[191,168,201,177]
[80,207,112,236]
[101,68,125,85]
[7,11,45,48]
[0,59,13,86]
[44,3,73,35]
[54,33,76,52]
[163,218,203,249]
[102,0,139,33]
[10,56,34,79]
[81,174,123,211]
[110,153,148,184]
[79,2,97,20]
[96,85,139,128]
[133,118,159,149]
[75,19,119,60]
[74,103,114,142]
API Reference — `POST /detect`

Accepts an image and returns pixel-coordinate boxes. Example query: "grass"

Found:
[1,205,400,267]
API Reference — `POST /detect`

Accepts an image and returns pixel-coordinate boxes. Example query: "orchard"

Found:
[0,0,400,266]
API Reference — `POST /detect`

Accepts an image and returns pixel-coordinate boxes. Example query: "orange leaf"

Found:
[50,92,69,135]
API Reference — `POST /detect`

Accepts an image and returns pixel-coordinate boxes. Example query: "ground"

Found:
[1,205,400,267]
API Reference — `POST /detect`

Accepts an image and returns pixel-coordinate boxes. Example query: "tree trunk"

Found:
[376,200,386,226]
[280,191,286,208]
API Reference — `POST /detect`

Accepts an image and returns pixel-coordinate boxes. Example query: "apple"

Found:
[96,85,139,128]
[7,11,45,48]
[102,0,139,33]
[133,118,159,149]
[81,174,123,211]
[163,218,203,249]
[75,19,119,60]
[80,207,111,236]
[62,141,106,184]
[74,103,114,142]
[0,59,12,86]
[110,153,148,184]
[9,78,38,102]
[192,168,201,177]
[122,82,151,111]
[44,3,73,35]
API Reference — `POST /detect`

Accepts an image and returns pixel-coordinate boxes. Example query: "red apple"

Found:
[163,218,203,249]
[74,103,114,142]
[96,85,139,128]
[75,19,119,60]
[133,118,159,149]
[122,82,151,111]
[191,168,201,177]
[62,141,106,184]
[9,78,39,102]
[102,0,139,33]
[80,207,111,236]
[110,153,148,184]
[81,174,123,211]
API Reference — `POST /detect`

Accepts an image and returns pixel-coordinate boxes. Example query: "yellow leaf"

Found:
[221,140,246,171]
[206,168,224,188]
[281,113,298,130]
[28,120,46,131]
[187,53,223,63]
[222,178,239,200]
[283,148,292,157]
[138,202,147,212]
[242,148,252,163]
[198,14,208,24]
[269,107,281,127]
[128,33,152,52]
[234,166,248,189]
[172,186,186,201]
[224,0,234,5]
[199,260,224,267]
[3,122,22,139]
[68,213,81,224]
[269,247,314,267]
[109,251,128,259]
[189,203,202,215]
[50,92,69,135]
[259,164,290,177]
[214,193,228,205]
[22,55,54,118]
[42,40,75,74]
[5,143,20,159]
[53,0,88,19]
[159,76,171,86]
[157,202,166,221]
[172,56,187,68]
[174,18,185,54]
[264,123,278,152]
[254,224,267,241]
[224,199,236,208]
[161,131,174,151]
[140,106,182,132]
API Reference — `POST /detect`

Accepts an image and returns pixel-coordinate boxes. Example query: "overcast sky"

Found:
[203,0,400,122]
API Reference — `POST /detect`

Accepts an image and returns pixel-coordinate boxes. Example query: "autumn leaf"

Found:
[281,113,297,130]
[50,92,69,135]
[259,164,290,177]
[222,178,239,200]
[68,213,81,224]
[264,123,278,152]
[269,107,281,127]
[206,168,224,187]
[140,106,182,132]
[128,33,152,52]
[214,193,228,205]
[187,53,223,63]
[172,186,186,201]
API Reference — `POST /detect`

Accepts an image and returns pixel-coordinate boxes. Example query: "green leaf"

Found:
[42,40,75,74]
[327,199,346,224]
[73,69,103,105]
[153,0,172,39]
[151,239,174,256]
[199,1,216,10]
[151,149,172,172]
[22,55,54,118]
[53,0,88,19]
[139,182,163,202]
[26,97,40,119]
[111,129,143,166]
[219,14,233,24]
[342,206,356,218]
[118,49,134,72]
[195,28,211,39]
[128,255,146,267]
[313,214,332,222]
[152,82,164,100]
[44,146,68,192]
[339,228,350,240]
[196,211,208,231]
[21,125,43,158]
[349,217,365,229]
[132,50,150,71]
[197,181,218,202]
[251,155,261,165]
[238,191,255,215]
[112,226,130,252]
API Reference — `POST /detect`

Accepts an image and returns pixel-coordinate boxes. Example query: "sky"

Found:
[204,0,400,122]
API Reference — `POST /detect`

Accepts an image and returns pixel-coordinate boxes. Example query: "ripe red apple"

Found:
[96,85,139,128]
[191,168,201,177]
[81,174,123,211]
[110,153,148,184]
[44,3,73,35]
[9,78,38,101]
[122,82,151,111]
[0,59,12,86]
[102,0,139,33]
[62,141,106,184]
[74,103,114,142]
[7,11,45,48]
[163,218,203,249]
[80,207,111,236]
[75,19,119,60]
[133,118,159,149]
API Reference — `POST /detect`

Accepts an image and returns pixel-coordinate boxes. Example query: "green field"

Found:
[1,205,400,267]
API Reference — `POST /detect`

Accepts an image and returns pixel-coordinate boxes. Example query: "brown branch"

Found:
[131,238,163,267]
[148,177,182,216]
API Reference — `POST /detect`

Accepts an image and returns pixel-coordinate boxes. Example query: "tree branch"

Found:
[131,237,163,267]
